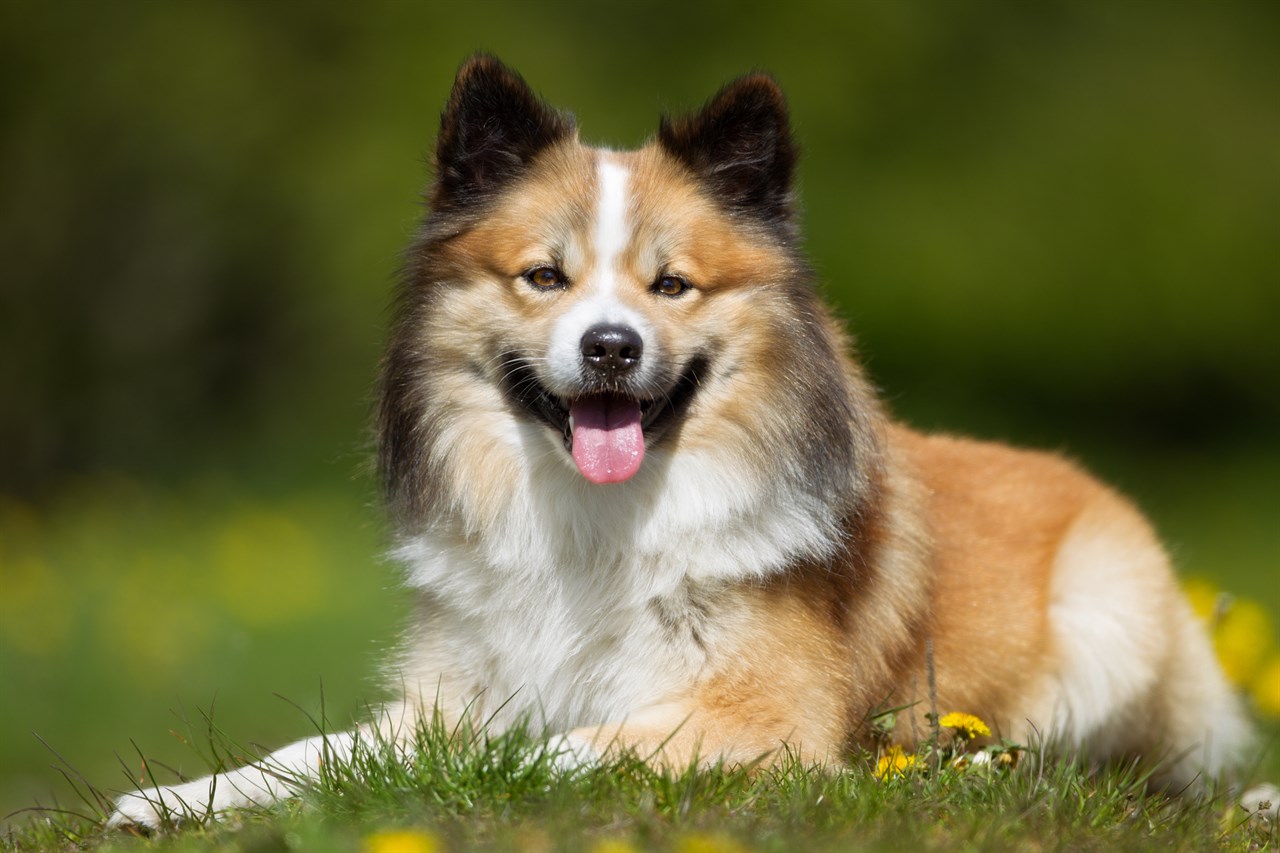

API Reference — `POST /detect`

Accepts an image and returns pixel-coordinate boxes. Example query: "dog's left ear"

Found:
[658,74,796,223]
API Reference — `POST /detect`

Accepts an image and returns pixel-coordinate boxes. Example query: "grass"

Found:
[2,447,1278,850]
[0,474,405,827]
[3,712,1278,853]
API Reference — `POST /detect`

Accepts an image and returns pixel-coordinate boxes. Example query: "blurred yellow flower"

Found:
[874,745,918,779]
[215,508,328,626]
[1182,577,1223,623]
[0,555,73,657]
[1252,654,1280,718]
[363,828,441,853]
[591,840,640,853]
[938,712,991,740]
[97,551,212,680]
[1213,598,1274,687]
[1183,578,1280,692]
[675,832,750,853]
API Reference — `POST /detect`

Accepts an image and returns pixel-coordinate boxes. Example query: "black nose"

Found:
[580,324,643,377]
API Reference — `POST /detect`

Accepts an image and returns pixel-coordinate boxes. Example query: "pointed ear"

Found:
[658,74,796,222]
[432,55,575,209]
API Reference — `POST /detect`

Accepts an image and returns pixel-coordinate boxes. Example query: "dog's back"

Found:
[887,427,1249,784]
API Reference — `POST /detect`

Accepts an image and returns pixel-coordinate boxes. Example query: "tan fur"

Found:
[419,137,1246,786]
[565,416,1238,787]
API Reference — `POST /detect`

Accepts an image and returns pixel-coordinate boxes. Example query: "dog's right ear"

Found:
[432,55,575,210]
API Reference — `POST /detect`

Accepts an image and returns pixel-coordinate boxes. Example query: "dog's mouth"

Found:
[498,354,708,484]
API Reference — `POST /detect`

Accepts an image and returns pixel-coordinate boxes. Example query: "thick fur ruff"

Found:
[110,55,1266,829]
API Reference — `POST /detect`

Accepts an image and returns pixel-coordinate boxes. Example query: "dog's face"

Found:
[380,56,875,536]
[432,140,796,485]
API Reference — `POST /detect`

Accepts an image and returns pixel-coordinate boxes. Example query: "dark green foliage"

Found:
[3,0,1278,491]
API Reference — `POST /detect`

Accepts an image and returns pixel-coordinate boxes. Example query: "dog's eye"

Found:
[653,275,690,297]
[524,266,567,290]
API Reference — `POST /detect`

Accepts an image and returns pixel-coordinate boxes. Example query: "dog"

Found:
[110,54,1274,828]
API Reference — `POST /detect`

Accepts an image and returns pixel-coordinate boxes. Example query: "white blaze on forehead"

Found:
[593,158,631,296]
[544,155,656,395]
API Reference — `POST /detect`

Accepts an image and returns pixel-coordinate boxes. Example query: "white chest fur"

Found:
[392,430,840,733]
[396,534,708,732]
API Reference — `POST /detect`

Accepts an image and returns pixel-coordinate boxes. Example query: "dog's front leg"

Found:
[107,729,361,830]
[106,702,429,830]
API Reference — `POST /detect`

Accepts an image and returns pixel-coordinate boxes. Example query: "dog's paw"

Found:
[543,732,600,775]
[106,779,217,831]
[1242,783,1279,820]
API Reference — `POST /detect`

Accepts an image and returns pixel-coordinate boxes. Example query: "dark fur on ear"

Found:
[658,74,797,223]
[432,54,575,209]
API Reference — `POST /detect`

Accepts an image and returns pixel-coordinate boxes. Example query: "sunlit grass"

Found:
[2,462,1278,850]
[2,712,1277,852]
[0,475,403,826]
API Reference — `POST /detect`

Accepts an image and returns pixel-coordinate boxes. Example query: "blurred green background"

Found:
[2,0,1278,823]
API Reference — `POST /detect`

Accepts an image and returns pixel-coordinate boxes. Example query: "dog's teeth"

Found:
[569,412,575,432]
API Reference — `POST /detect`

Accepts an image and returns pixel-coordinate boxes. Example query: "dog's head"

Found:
[380,56,880,540]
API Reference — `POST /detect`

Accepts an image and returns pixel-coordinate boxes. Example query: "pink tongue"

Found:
[570,395,645,484]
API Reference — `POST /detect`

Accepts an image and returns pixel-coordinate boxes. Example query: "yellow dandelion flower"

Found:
[1252,654,1280,719]
[363,828,442,853]
[1213,597,1274,687]
[874,745,918,779]
[938,712,991,739]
